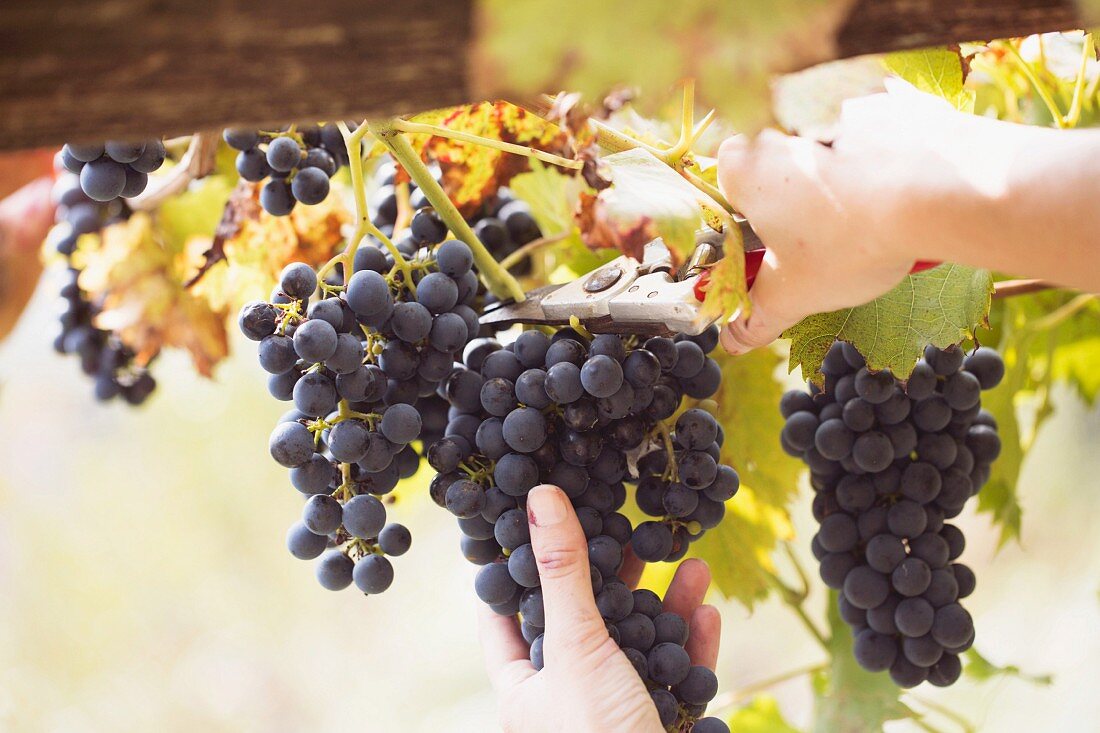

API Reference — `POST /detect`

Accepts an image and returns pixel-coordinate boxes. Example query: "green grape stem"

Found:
[366,119,527,303]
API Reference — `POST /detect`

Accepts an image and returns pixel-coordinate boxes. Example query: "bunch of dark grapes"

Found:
[47,168,157,404]
[781,342,1005,688]
[59,140,166,202]
[369,157,543,271]
[427,325,736,731]
[238,212,483,593]
[223,124,349,216]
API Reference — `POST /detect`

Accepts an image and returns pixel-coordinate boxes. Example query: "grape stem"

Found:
[765,570,829,650]
[390,118,584,171]
[127,132,220,212]
[906,694,977,733]
[707,663,827,713]
[367,119,527,303]
[498,232,570,271]
[997,34,1094,129]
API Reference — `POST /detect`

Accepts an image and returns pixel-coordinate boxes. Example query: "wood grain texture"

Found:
[0,0,1087,150]
[836,0,1082,57]
[0,0,472,150]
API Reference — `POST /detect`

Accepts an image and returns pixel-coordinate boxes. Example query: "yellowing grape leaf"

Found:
[884,48,976,112]
[785,264,994,384]
[685,348,798,608]
[812,594,914,732]
[726,696,800,733]
[698,242,749,327]
[77,214,228,377]
[474,0,856,133]
[191,183,349,311]
[377,102,571,216]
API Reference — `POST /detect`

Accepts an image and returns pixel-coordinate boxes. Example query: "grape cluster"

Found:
[239,215,482,592]
[59,140,166,202]
[223,125,349,216]
[48,168,157,404]
[781,342,1005,688]
[369,157,543,271]
[428,325,736,731]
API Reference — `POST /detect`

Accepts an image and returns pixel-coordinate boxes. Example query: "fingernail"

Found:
[527,485,567,527]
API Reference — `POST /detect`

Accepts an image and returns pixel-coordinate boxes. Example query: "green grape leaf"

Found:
[508,160,617,280]
[785,264,994,384]
[158,175,235,254]
[964,648,1053,686]
[975,343,1028,545]
[883,48,976,112]
[812,593,913,732]
[976,290,1099,545]
[726,696,802,733]
[1052,336,1100,405]
[475,0,855,132]
[685,348,798,608]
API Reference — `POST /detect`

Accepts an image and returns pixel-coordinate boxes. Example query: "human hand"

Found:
[479,485,722,733]
[716,81,1028,355]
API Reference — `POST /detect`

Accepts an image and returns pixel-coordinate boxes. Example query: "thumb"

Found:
[526,485,608,658]
[720,249,806,355]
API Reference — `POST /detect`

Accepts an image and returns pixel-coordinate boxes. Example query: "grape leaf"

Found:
[576,148,747,320]
[192,185,350,311]
[784,264,994,384]
[507,160,617,281]
[685,348,798,608]
[726,696,801,733]
[883,48,976,112]
[77,214,228,377]
[475,0,855,132]
[772,56,887,141]
[977,290,1099,545]
[377,102,570,217]
[964,647,1053,686]
[812,593,913,732]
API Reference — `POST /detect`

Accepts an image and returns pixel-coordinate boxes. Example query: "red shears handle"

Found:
[694,251,941,301]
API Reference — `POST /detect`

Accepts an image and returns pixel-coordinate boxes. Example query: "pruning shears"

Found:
[480,224,939,337]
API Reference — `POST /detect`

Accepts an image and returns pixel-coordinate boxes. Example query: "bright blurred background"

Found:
[0,267,1097,733]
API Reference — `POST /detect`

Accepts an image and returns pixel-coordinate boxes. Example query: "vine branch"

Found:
[391,118,583,171]
[367,119,526,303]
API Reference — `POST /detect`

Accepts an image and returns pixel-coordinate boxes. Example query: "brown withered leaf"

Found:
[78,214,228,377]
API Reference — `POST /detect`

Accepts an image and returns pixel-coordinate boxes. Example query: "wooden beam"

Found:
[0,0,472,151]
[836,0,1083,58]
[0,0,1088,152]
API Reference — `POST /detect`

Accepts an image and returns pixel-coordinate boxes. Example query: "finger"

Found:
[618,544,645,589]
[685,604,722,670]
[477,603,536,692]
[661,558,711,621]
[526,485,608,651]
[720,251,807,356]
